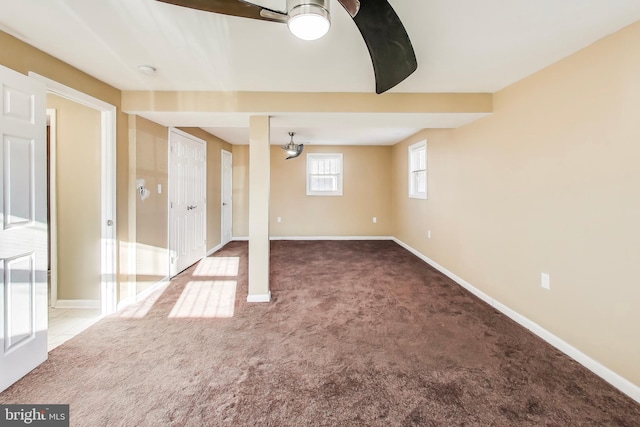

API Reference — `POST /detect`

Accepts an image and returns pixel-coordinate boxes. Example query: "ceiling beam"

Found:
[122,91,492,115]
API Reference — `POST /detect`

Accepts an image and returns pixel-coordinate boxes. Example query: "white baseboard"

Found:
[234,236,394,242]
[54,299,100,309]
[116,277,170,311]
[270,236,394,241]
[392,238,640,404]
[206,242,225,256]
[247,292,271,303]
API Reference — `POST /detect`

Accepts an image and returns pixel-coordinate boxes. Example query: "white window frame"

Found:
[306,153,343,196]
[408,140,427,199]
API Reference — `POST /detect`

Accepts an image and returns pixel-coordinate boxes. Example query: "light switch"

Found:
[541,273,550,290]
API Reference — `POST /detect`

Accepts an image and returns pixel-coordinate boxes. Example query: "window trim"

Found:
[408,140,427,200]
[306,153,344,196]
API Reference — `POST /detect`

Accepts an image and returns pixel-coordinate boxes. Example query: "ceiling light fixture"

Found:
[287,0,330,41]
[281,132,304,160]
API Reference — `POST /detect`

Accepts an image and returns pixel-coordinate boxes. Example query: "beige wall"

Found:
[178,128,232,252]
[392,21,640,387]
[129,116,169,296]
[271,145,392,237]
[232,144,393,238]
[1,30,130,303]
[48,94,102,300]
[125,120,233,297]
[232,145,250,238]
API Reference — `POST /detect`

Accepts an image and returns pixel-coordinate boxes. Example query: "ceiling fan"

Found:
[281,132,305,159]
[155,0,417,94]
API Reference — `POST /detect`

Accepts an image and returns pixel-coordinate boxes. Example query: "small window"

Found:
[408,140,427,199]
[307,153,343,196]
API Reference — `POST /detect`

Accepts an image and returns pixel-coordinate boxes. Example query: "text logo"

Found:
[0,405,69,426]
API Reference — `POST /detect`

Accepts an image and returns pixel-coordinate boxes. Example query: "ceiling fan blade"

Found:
[156,0,283,22]
[337,0,360,17]
[346,0,417,94]
[259,8,288,23]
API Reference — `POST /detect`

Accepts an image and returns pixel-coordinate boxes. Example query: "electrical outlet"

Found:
[373,217,377,223]
[277,217,282,223]
[541,273,550,290]
[427,230,431,239]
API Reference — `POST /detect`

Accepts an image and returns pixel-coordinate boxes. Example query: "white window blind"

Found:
[307,153,343,196]
[408,141,427,199]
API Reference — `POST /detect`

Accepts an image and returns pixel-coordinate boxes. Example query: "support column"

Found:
[247,115,271,302]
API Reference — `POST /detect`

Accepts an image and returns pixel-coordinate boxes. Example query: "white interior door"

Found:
[0,65,47,392]
[221,150,232,246]
[169,129,206,277]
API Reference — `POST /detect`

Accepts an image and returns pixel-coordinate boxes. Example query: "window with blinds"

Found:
[307,153,343,196]
[408,140,427,199]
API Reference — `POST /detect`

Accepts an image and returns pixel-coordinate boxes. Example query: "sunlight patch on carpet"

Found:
[117,285,166,319]
[169,280,236,318]
[193,257,239,277]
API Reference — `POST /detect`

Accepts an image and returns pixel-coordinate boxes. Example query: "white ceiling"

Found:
[1,0,639,146]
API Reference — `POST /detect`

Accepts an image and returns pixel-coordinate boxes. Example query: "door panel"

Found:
[169,129,206,276]
[4,253,35,351]
[4,136,34,228]
[221,150,232,245]
[0,65,47,392]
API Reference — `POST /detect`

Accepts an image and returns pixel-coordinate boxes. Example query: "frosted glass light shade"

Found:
[288,4,330,41]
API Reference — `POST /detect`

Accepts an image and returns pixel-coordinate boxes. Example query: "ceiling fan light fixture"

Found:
[282,132,305,159]
[285,143,298,156]
[287,0,330,41]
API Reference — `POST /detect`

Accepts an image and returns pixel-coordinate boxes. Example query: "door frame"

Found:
[221,149,232,246]
[29,73,117,315]
[46,109,58,306]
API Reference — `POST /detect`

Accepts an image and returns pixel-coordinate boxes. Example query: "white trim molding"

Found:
[306,152,343,196]
[408,139,428,200]
[247,292,271,303]
[206,242,225,257]
[116,277,170,311]
[393,237,640,404]
[46,108,58,308]
[270,236,394,241]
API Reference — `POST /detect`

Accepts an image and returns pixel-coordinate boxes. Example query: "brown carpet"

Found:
[1,240,639,426]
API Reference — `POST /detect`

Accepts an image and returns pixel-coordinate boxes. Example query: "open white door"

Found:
[169,128,206,277]
[0,65,47,391]
[221,150,232,246]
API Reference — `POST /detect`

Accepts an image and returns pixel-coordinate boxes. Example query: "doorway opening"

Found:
[30,73,117,349]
